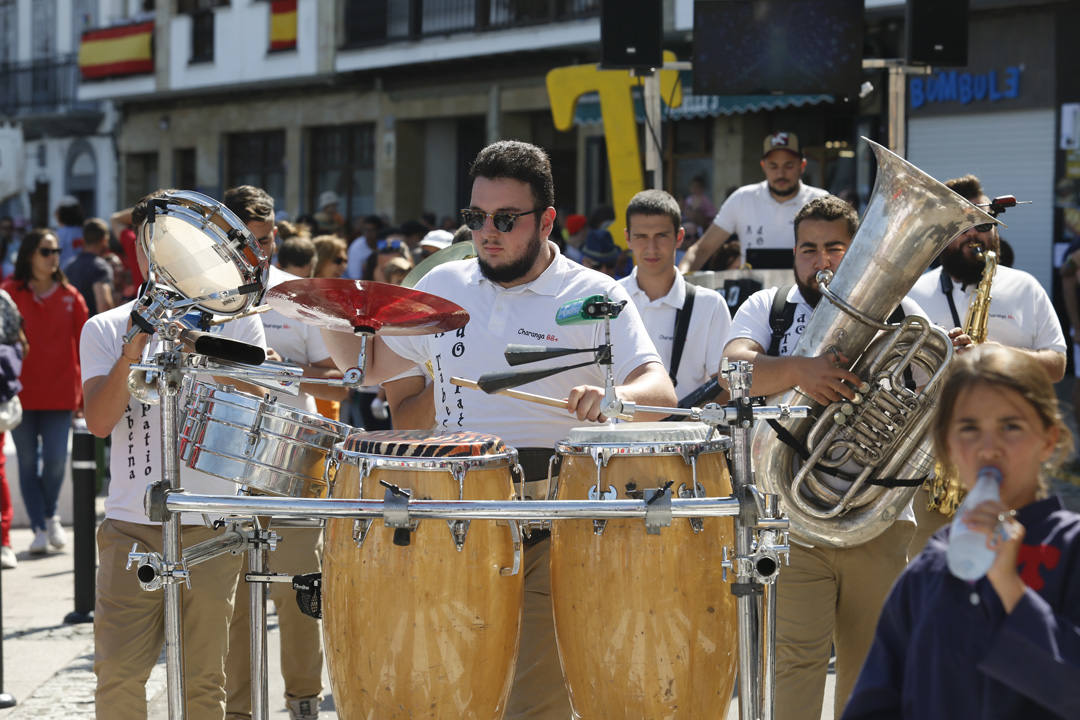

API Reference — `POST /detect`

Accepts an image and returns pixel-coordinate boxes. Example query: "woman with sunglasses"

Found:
[842,345,1080,720]
[362,232,414,284]
[1,228,88,555]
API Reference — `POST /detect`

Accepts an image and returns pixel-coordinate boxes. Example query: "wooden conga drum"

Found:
[323,430,524,720]
[550,422,737,719]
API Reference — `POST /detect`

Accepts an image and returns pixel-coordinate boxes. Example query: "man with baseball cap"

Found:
[679,131,828,272]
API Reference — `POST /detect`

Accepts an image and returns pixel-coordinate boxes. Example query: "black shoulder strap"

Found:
[767,284,797,357]
[668,282,696,387]
[939,270,963,329]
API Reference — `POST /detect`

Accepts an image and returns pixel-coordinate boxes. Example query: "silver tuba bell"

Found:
[750,138,999,548]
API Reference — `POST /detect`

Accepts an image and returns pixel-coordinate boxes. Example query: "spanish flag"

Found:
[78,21,154,80]
[270,0,298,52]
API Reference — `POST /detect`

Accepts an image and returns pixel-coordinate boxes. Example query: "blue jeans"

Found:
[11,409,72,531]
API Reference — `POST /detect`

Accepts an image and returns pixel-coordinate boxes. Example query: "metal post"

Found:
[158,341,187,719]
[65,418,96,624]
[642,69,662,189]
[887,65,907,157]
[249,526,270,720]
[724,361,761,720]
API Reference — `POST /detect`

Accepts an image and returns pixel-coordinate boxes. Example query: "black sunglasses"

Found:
[377,239,404,252]
[37,247,61,258]
[460,208,543,233]
[972,223,994,233]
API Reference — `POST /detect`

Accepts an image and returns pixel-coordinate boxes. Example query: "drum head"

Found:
[566,422,716,444]
[141,191,268,315]
[342,429,511,458]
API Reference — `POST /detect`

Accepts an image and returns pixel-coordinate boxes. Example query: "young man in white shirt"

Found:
[723,195,924,720]
[321,140,676,719]
[907,173,1066,555]
[81,190,267,720]
[619,189,731,401]
[679,131,828,272]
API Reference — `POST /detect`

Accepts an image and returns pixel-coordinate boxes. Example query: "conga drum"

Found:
[323,430,524,720]
[550,422,737,719]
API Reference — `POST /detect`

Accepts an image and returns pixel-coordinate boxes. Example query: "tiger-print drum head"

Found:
[343,429,510,458]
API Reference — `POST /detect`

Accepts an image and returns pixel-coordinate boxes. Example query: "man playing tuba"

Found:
[723,195,930,720]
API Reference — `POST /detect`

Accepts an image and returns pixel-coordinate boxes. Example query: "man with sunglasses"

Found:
[907,173,1065,554]
[321,140,675,719]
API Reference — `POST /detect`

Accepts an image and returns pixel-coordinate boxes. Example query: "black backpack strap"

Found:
[668,282,696,387]
[767,284,797,357]
[938,270,963,329]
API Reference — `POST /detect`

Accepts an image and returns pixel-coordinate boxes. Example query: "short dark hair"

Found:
[14,228,67,285]
[56,201,83,227]
[944,174,984,202]
[223,185,275,225]
[469,140,555,210]
[82,217,109,246]
[792,195,859,244]
[277,236,316,271]
[131,188,179,228]
[626,189,681,233]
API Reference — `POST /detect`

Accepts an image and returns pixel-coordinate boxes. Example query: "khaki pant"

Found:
[94,519,243,720]
[506,536,572,720]
[775,519,914,720]
[225,526,324,719]
[907,486,950,560]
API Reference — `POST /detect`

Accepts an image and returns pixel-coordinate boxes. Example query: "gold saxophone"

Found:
[926,247,998,515]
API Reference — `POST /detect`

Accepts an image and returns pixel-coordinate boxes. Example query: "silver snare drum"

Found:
[179,381,349,498]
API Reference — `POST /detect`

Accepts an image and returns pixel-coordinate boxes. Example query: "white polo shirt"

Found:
[909,265,1066,354]
[261,264,332,413]
[383,244,662,449]
[80,300,267,525]
[712,180,829,261]
[619,268,731,394]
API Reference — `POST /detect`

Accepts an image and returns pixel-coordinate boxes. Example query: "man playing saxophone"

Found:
[907,173,1066,554]
[723,195,929,720]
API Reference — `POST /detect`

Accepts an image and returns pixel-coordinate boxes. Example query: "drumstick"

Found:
[450,377,633,420]
[207,304,271,326]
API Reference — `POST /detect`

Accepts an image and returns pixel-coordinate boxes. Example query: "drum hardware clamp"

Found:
[643,482,675,535]
[126,525,248,592]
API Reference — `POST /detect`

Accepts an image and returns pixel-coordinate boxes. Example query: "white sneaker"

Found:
[29,529,49,555]
[0,545,16,569]
[47,515,67,550]
[287,696,320,719]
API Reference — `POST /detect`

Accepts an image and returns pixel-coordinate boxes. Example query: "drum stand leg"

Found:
[248,522,273,720]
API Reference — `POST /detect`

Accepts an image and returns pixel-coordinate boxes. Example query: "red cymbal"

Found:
[266,278,469,335]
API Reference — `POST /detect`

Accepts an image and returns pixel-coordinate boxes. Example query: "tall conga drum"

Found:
[323,430,524,720]
[550,422,737,719]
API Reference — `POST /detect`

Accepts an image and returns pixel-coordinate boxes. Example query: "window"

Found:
[309,124,375,226]
[125,152,159,208]
[190,9,215,64]
[174,148,196,190]
[227,131,285,209]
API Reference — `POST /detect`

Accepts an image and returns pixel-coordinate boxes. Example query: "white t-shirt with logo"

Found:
[262,265,332,413]
[712,180,829,261]
[909,265,1066,354]
[619,268,731,394]
[382,245,662,449]
[80,300,267,525]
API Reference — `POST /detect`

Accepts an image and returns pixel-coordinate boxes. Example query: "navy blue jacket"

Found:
[842,496,1080,720]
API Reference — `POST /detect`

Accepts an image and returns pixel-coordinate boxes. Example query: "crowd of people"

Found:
[0,131,1074,719]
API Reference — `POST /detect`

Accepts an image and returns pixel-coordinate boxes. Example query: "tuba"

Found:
[750,139,999,548]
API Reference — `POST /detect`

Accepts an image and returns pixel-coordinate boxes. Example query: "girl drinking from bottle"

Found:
[841,345,1080,720]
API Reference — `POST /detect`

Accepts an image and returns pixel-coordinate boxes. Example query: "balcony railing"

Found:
[343,0,600,48]
[0,55,98,117]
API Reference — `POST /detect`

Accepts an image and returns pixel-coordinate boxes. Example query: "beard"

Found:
[478,230,544,284]
[795,273,821,308]
[768,180,799,198]
[940,241,987,286]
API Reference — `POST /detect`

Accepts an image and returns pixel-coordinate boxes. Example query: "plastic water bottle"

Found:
[946,467,1002,581]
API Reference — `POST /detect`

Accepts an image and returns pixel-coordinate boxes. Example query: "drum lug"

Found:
[352,519,372,549]
[644,485,673,536]
[545,454,559,500]
[499,520,522,576]
[721,546,732,583]
[446,519,471,551]
[245,402,268,456]
[588,484,617,535]
[678,482,706,533]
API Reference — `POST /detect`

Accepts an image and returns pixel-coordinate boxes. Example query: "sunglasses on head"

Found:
[460,208,543,233]
[37,247,61,258]
[377,239,404,252]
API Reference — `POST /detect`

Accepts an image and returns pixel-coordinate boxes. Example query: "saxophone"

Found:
[926,247,998,515]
